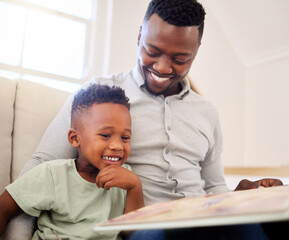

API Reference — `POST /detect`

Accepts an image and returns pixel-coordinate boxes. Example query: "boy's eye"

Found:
[100,134,110,138]
[122,136,131,141]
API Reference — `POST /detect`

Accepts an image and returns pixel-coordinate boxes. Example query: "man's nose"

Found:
[153,56,172,74]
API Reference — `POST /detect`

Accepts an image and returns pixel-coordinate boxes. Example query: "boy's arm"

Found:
[95,165,144,213]
[123,175,144,214]
[0,190,21,236]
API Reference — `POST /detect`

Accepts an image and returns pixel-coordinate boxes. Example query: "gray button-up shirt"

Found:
[25,66,230,206]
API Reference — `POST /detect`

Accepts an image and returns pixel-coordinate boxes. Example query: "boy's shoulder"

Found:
[30,159,76,175]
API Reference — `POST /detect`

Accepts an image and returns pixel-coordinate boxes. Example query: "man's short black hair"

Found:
[144,0,206,40]
[71,84,130,123]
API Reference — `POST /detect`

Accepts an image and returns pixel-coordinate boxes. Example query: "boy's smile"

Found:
[70,103,131,182]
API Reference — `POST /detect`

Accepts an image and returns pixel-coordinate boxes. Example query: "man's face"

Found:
[76,103,131,171]
[137,14,201,97]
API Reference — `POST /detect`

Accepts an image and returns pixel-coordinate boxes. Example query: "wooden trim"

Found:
[224,167,289,177]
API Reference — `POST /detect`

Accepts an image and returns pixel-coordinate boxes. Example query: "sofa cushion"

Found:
[0,77,17,193]
[12,80,70,181]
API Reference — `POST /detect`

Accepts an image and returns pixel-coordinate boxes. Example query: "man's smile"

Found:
[150,72,170,83]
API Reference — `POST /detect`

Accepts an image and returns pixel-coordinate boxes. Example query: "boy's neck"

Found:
[75,159,100,183]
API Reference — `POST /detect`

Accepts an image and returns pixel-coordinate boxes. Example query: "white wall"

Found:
[107,0,150,75]
[189,6,245,167]
[244,57,289,167]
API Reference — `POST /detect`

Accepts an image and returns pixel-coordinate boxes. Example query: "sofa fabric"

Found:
[0,78,17,194]
[0,78,70,193]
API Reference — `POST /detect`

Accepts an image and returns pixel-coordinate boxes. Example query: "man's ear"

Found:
[137,26,142,46]
[68,128,80,148]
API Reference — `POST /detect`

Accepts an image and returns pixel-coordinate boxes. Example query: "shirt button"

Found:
[168,174,172,179]
[174,189,178,194]
[167,126,171,131]
[165,149,169,154]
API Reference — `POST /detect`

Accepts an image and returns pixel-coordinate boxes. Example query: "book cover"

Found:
[94,185,289,232]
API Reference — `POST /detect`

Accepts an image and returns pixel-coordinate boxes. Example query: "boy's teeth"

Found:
[151,73,169,83]
[103,156,120,161]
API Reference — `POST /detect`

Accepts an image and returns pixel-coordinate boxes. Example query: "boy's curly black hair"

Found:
[71,84,130,123]
[144,0,206,41]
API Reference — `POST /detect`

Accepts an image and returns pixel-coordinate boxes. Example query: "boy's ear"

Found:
[68,128,80,148]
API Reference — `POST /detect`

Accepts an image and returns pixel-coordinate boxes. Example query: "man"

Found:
[4,0,281,239]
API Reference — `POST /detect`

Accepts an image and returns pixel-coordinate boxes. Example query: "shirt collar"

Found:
[132,66,145,87]
[132,65,190,98]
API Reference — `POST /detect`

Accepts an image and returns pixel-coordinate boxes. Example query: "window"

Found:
[0,0,97,92]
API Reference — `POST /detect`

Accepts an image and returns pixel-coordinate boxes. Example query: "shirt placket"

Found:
[163,97,179,194]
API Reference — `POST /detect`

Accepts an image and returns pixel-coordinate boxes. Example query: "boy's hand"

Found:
[95,165,139,191]
[95,165,144,214]
[234,178,283,191]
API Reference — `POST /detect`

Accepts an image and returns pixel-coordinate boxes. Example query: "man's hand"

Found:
[234,178,283,191]
[95,165,139,191]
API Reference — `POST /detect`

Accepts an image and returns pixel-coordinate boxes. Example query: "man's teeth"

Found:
[103,156,120,161]
[151,73,169,83]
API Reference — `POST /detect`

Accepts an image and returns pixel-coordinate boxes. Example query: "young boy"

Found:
[0,84,144,240]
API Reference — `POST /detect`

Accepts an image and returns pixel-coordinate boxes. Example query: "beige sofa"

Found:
[0,77,70,195]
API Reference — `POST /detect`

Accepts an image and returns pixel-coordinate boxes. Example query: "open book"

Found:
[94,185,289,232]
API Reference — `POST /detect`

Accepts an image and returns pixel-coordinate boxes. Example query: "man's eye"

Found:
[145,48,159,57]
[173,58,190,65]
[147,52,159,57]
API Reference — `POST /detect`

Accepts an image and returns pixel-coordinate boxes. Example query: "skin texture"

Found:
[69,103,132,183]
[137,14,200,97]
[0,103,144,237]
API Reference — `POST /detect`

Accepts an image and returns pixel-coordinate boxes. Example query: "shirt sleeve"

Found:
[6,163,56,217]
[200,110,231,194]
[19,94,77,177]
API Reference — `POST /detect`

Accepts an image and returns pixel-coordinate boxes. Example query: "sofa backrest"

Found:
[0,78,71,193]
[0,78,17,193]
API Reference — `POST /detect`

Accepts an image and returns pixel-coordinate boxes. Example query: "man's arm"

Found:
[0,190,21,236]
[20,95,77,176]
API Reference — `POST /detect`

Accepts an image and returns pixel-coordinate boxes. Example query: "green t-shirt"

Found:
[6,159,130,240]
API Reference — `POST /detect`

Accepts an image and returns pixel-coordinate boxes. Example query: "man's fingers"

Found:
[235,179,259,191]
[258,178,283,187]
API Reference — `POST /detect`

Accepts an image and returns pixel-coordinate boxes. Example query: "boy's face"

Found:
[73,103,131,171]
[137,14,201,97]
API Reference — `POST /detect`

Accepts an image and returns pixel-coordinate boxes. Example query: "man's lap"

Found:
[2,212,35,240]
[127,224,269,240]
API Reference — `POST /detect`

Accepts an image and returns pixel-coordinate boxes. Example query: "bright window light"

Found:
[22,10,86,79]
[23,74,81,93]
[0,69,21,80]
[0,2,26,65]
[22,0,92,19]
[0,0,94,86]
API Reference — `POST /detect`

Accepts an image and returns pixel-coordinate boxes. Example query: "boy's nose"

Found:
[109,140,124,151]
